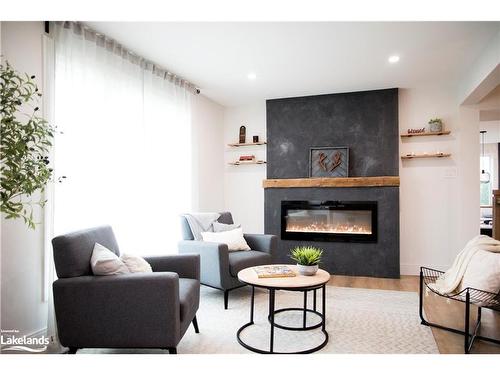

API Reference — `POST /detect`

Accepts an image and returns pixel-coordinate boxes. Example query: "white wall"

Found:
[223,102,266,233]
[399,83,479,274]
[191,94,225,212]
[1,21,48,337]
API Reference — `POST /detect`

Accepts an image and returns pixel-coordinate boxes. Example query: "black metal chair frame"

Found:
[419,266,500,354]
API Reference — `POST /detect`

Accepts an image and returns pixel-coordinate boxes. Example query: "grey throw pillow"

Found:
[213,222,241,232]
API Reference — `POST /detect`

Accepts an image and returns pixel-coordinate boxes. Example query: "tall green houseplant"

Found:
[1,61,54,229]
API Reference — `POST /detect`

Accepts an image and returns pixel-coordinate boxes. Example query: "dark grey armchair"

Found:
[52,226,200,354]
[178,212,277,309]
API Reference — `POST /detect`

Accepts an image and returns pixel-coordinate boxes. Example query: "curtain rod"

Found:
[46,21,200,95]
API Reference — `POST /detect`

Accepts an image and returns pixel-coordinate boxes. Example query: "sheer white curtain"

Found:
[53,23,192,254]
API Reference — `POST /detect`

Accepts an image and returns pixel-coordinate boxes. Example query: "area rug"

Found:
[81,285,439,354]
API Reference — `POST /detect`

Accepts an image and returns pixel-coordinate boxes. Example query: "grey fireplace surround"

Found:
[265,88,399,278]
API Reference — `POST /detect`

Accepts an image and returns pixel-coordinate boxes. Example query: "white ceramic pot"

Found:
[429,121,443,132]
[297,264,319,276]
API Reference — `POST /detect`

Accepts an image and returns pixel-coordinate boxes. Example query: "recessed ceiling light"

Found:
[247,72,257,80]
[388,55,400,64]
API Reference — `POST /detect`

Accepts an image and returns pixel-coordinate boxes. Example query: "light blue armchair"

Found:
[178,212,277,309]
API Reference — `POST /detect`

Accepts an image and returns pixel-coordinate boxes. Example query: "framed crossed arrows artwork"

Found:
[309,146,349,178]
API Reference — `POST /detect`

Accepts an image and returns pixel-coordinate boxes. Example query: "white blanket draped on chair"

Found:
[431,235,500,294]
[182,213,221,240]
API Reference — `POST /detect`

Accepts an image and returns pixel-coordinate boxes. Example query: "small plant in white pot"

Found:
[290,246,323,276]
[428,118,443,133]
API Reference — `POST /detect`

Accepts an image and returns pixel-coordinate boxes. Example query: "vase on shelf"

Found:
[428,118,443,133]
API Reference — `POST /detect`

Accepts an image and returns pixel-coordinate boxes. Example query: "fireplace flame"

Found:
[286,223,372,235]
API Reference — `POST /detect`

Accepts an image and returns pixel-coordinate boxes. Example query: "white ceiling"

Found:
[86,22,500,107]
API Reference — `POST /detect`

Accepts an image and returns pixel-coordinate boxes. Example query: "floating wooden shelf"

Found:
[401,153,451,160]
[227,141,267,147]
[229,160,267,166]
[401,131,451,138]
[262,176,399,188]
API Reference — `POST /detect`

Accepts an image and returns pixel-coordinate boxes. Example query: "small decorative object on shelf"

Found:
[239,155,256,162]
[428,118,443,133]
[407,127,426,134]
[239,125,246,144]
[290,246,323,276]
[253,135,259,143]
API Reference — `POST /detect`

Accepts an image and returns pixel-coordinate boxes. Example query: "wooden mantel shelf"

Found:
[262,176,400,189]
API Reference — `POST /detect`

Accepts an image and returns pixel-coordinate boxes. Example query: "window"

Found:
[480,155,493,206]
[52,23,193,254]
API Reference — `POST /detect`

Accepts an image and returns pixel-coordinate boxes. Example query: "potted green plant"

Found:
[428,118,443,133]
[290,246,323,276]
[1,61,54,229]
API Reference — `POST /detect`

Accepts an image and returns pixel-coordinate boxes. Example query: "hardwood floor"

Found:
[329,275,500,354]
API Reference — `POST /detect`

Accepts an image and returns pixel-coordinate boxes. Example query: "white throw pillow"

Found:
[213,222,241,232]
[121,254,153,273]
[201,227,251,251]
[90,243,130,276]
[460,250,500,294]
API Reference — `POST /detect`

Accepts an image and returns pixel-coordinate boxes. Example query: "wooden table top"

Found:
[237,264,330,289]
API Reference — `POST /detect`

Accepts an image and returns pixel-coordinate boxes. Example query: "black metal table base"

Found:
[236,284,329,354]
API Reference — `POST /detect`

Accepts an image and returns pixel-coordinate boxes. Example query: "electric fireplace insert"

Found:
[281,200,377,242]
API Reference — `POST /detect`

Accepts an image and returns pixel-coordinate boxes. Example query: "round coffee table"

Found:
[236,264,330,354]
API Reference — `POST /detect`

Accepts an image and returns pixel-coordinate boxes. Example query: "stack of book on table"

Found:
[254,265,296,278]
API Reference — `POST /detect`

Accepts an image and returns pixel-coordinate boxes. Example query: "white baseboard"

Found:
[400,264,450,276]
